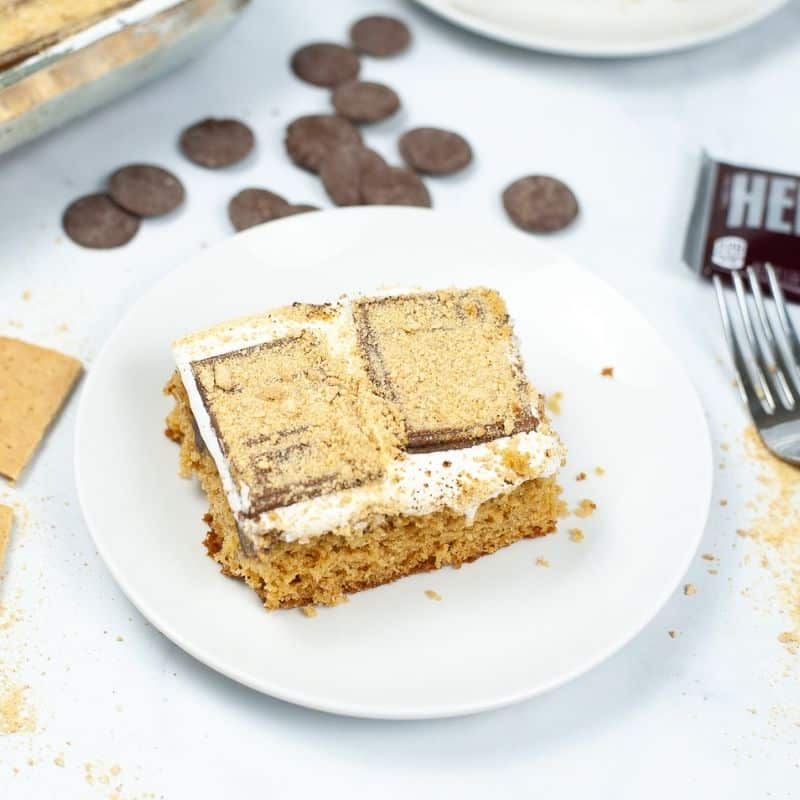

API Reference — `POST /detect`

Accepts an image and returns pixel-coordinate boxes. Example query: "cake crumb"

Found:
[574,499,597,518]
[701,553,715,561]
[54,754,65,767]
[668,630,678,639]
[546,391,563,415]
[601,366,614,377]
[424,589,442,601]
[684,583,697,596]
[21,290,31,301]
[575,471,587,482]
[535,556,550,568]
[569,528,584,542]
[720,499,728,506]
[301,606,317,618]
[594,466,605,476]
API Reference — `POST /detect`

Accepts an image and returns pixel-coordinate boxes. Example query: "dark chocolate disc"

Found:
[350,16,411,57]
[290,43,360,88]
[62,193,140,249]
[285,114,363,173]
[502,176,579,233]
[399,127,472,176]
[108,164,184,217]
[362,166,431,208]
[179,118,254,168]
[332,80,400,124]
[228,188,291,232]
[319,146,388,206]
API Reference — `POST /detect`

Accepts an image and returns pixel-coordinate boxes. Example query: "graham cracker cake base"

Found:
[165,373,562,610]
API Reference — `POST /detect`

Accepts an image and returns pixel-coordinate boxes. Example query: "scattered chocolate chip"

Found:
[179,118,254,168]
[320,146,388,206]
[290,42,360,87]
[502,175,579,233]
[332,80,400,124]
[228,188,292,232]
[399,127,472,175]
[62,194,140,249]
[285,114,363,173]
[108,164,185,217]
[350,15,411,57]
[362,166,431,208]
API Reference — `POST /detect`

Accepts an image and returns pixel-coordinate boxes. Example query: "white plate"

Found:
[413,0,789,57]
[75,207,711,719]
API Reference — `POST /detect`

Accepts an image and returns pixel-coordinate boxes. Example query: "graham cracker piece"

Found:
[192,329,401,516]
[0,337,82,481]
[353,288,537,452]
[0,505,12,571]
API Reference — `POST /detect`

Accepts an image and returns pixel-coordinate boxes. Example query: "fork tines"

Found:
[714,263,800,418]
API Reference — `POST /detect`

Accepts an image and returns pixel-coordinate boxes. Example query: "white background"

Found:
[1,1,799,797]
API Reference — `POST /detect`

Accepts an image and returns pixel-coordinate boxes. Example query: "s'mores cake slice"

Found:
[165,288,565,610]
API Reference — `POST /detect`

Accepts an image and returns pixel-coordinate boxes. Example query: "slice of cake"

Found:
[165,287,565,610]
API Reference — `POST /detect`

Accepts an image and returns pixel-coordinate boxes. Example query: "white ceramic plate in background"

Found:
[75,208,712,719]
[413,0,789,57]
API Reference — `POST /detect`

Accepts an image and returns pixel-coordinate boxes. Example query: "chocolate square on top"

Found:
[352,288,538,453]
[191,330,394,516]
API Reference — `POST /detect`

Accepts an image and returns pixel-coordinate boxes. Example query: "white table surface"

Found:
[2,1,799,797]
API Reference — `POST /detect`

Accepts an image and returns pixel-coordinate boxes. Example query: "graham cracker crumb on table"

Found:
[720,499,728,506]
[778,632,799,654]
[0,505,12,571]
[573,499,597,518]
[424,589,442,601]
[21,290,31,302]
[739,425,800,655]
[569,528,584,542]
[701,553,715,561]
[301,606,317,618]
[53,754,65,767]
[546,391,563,415]
[684,583,697,596]
[601,366,614,378]
[535,556,550,568]
[575,471,587,482]
[0,683,36,734]
[594,466,605,476]
[668,630,678,639]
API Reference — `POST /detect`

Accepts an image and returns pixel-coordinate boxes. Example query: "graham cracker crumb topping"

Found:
[353,289,537,452]
[192,328,402,515]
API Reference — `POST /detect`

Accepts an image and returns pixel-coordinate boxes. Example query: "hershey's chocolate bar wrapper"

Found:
[684,152,800,299]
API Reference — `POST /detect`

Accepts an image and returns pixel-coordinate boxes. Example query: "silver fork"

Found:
[714,263,800,466]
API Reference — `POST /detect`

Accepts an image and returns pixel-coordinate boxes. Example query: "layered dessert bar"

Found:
[165,287,565,609]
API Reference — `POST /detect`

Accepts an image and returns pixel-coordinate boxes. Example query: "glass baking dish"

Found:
[0,0,250,156]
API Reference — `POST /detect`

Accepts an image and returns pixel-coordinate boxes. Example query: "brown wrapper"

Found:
[684,152,800,299]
